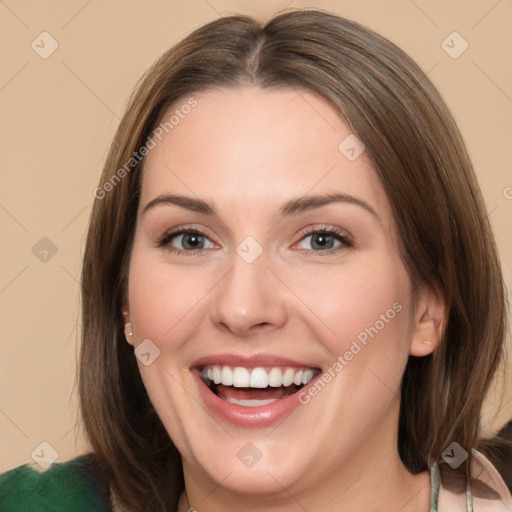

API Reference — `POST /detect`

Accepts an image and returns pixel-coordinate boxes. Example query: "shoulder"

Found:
[0,453,110,512]
[439,449,512,511]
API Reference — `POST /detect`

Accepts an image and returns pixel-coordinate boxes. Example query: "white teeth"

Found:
[201,365,317,388]
[233,367,250,387]
[226,397,278,407]
[302,369,315,385]
[221,366,233,386]
[282,368,295,386]
[249,368,268,388]
[212,366,222,385]
[268,367,283,387]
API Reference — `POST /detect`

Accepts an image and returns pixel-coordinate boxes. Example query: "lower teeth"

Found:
[225,397,278,407]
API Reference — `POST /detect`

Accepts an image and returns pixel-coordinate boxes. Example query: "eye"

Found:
[157,227,215,255]
[295,226,353,254]
[155,225,353,256]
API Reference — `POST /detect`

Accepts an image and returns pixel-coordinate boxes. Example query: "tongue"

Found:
[215,384,297,401]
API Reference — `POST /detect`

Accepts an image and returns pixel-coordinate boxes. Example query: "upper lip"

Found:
[191,353,321,370]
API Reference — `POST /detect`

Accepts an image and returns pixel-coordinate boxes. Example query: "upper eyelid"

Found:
[294,228,353,250]
[158,227,216,245]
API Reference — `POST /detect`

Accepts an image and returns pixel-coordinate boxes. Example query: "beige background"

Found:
[1,0,511,472]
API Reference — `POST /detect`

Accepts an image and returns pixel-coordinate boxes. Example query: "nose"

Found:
[211,248,288,338]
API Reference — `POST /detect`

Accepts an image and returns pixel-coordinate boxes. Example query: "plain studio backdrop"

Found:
[0,0,511,471]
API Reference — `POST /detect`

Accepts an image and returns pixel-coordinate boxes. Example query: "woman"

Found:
[1,8,511,512]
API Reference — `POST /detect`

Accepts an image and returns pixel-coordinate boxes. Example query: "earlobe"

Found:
[124,322,134,346]
[121,296,133,345]
[409,286,445,357]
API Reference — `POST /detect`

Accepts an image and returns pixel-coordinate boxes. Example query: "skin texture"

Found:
[123,86,444,511]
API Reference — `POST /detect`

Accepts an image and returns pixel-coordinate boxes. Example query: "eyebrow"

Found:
[142,192,378,219]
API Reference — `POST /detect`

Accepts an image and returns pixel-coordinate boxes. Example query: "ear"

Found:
[409,284,446,357]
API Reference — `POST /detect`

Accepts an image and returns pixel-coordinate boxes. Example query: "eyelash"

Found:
[156,225,354,257]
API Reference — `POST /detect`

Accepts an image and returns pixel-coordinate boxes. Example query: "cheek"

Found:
[294,257,413,368]
[127,256,213,343]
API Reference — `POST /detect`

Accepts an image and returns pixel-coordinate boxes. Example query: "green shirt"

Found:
[0,454,110,512]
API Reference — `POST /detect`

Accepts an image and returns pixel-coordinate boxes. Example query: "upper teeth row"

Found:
[201,365,316,388]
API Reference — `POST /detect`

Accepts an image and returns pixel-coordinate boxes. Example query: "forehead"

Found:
[139,86,391,221]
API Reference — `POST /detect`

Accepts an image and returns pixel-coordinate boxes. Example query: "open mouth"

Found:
[200,365,321,407]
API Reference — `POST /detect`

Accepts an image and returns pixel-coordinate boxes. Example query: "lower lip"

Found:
[193,370,319,428]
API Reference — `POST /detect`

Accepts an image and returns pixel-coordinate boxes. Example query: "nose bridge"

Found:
[211,243,286,336]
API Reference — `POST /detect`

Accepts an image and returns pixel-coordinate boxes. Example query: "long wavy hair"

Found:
[79,9,509,511]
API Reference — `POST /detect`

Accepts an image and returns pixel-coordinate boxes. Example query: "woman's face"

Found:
[126,86,434,498]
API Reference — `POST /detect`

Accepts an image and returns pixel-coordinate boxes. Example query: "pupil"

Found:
[183,234,203,250]
[312,234,334,250]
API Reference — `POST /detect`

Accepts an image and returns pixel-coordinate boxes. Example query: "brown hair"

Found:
[79,8,509,511]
